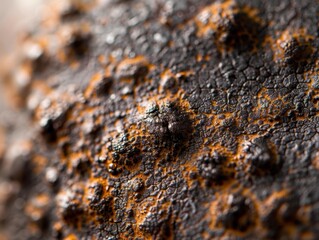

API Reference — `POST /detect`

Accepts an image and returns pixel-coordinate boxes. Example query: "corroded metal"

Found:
[1,0,319,239]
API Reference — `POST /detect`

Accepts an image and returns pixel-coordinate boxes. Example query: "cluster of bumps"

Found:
[1,0,319,239]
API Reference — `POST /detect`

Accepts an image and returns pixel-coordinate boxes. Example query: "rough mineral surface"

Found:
[0,0,319,239]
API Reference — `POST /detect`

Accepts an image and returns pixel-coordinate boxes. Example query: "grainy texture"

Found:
[1,0,319,239]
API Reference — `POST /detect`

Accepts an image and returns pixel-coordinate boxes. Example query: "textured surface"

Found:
[1,0,319,239]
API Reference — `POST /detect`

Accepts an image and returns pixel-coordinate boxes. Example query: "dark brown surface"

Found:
[1,0,319,239]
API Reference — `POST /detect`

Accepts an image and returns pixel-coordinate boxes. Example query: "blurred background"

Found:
[0,0,44,57]
[0,2,44,239]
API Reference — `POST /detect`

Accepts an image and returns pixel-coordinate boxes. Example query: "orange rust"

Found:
[116,56,152,76]
[193,0,263,53]
[31,79,54,96]
[84,72,104,98]
[64,234,78,240]
[25,194,50,223]
[98,55,107,65]
[32,155,48,174]
[0,236,8,240]
[206,188,288,238]
[117,56,148,66]
[2,1,319,238]
[195,0,236,37]
[271,29,314,64]
[196,54,203,62]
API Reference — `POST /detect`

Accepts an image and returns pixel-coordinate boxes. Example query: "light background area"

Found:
[0,0,44,56]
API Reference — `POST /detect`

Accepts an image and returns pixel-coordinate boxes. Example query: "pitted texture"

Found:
[1,0,319,239]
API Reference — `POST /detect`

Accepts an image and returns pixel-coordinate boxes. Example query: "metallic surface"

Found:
[0,0,319,239]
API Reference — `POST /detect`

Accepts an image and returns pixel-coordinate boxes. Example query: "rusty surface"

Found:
[1,0,319,239]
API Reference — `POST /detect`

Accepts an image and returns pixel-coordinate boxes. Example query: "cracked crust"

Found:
[1,0,319,239]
